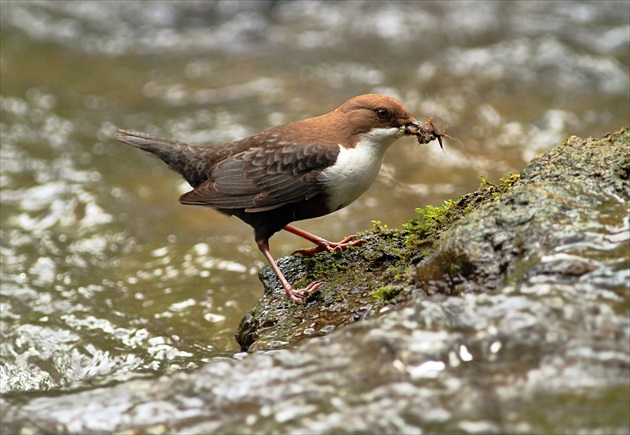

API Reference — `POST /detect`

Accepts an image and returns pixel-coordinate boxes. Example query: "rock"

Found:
[416,129,630,297]
[2,129,628,434]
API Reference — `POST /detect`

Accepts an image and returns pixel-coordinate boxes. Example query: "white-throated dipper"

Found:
[115,94,442,303]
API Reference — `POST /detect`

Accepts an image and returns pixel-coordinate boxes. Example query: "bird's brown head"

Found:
[319,94,421,148]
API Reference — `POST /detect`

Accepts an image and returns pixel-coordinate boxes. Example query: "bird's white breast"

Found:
[320,127,399,211]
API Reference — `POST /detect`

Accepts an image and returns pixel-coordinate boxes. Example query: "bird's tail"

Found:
[114,129,210,188]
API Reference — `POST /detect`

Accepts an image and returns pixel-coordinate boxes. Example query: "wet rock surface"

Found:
[416,129,630,294]
[2,129,629,434]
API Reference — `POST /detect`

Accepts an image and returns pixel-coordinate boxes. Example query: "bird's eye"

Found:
[376,108,389,119]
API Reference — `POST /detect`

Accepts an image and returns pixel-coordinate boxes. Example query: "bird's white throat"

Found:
[320,127,400,211]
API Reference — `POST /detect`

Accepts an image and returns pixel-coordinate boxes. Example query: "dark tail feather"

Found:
[115,129,210,188]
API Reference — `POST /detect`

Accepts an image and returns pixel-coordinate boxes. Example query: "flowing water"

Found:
[1,0,628,397]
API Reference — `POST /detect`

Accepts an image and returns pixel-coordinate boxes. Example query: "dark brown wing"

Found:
[179,142,339,212]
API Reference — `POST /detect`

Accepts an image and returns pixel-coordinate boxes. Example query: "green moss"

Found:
[395,173,521,260]
[370,220,400,237]
[404,200,457,236]
[481,173,521,201]
[371,220,388,233]
[371,285,403,301]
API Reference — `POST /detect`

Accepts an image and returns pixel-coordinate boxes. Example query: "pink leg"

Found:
[256,239,324,303]
[283,225,366,256]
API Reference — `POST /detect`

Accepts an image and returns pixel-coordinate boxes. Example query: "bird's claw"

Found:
[285,280,325,304]
[292,235,366,256]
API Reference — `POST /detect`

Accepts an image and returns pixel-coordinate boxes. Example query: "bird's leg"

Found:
[283,225,366,256]
[256,238,324,303]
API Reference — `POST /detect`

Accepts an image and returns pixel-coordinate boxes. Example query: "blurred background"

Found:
[1,1,628,394]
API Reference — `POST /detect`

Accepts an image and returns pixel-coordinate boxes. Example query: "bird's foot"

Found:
[292,234,366,256]
[284,280,325,304]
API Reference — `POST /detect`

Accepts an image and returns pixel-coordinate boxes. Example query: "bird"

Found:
[115,94,434,303]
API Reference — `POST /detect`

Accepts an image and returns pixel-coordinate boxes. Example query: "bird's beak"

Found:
[405,119,422,135]
[397,119,422,138]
